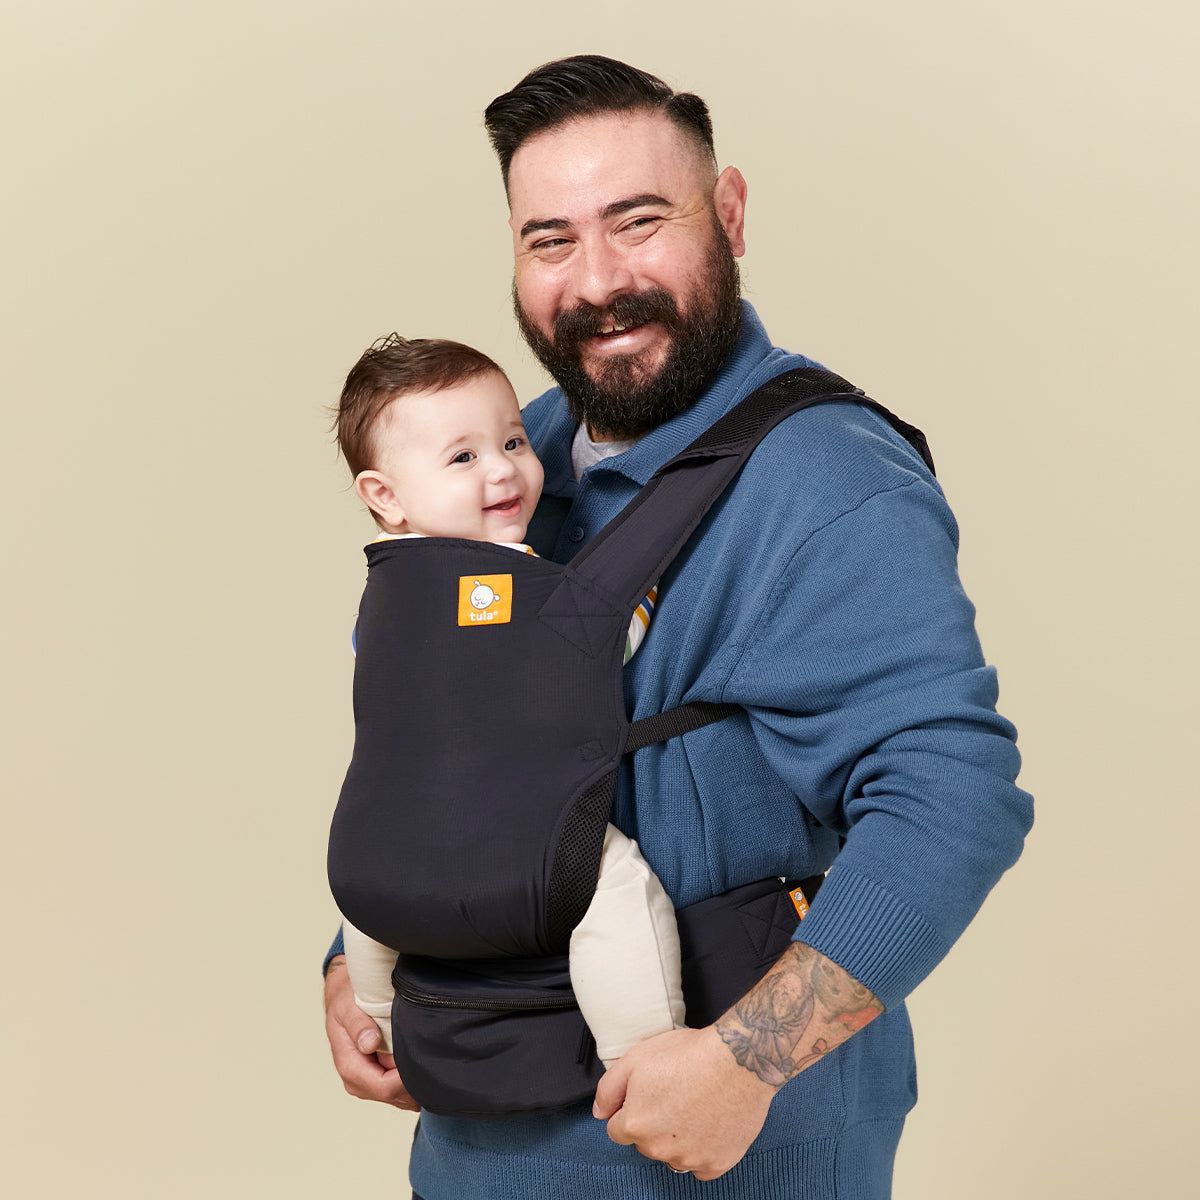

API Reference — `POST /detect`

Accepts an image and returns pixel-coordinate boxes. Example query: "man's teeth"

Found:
[599,321,630,335]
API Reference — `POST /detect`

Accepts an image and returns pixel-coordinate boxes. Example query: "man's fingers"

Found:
[336,1046,387,1098]
[594,1027,774,1176]
[338,997,381,1055]
[325,959,384,1052]
[324,958,419,1110]
[352,1018,381,1054]
[329,1033,418,1110]
[592,1060,630,1121]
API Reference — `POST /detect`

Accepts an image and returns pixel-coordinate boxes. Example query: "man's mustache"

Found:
[551,288,681,350]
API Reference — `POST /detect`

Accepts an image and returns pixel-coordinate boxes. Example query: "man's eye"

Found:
[451,451,474,464]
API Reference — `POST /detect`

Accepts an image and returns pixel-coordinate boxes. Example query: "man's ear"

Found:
[713,165,748,258]
[354,471,407,531]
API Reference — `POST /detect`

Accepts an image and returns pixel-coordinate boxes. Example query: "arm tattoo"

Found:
[716,972,815,1086]
[715,943,883,1089]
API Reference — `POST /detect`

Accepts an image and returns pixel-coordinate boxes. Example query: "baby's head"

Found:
[336,334,543,543]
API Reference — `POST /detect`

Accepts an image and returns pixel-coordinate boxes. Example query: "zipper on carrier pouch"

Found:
[393,976,579,1012]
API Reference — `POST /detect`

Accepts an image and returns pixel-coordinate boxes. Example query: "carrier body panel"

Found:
[329,538,631,959]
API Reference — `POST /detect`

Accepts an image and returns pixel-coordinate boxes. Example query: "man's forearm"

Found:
[714,942,883,1089]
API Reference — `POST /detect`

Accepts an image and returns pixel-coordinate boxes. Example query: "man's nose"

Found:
[570,237,634,309]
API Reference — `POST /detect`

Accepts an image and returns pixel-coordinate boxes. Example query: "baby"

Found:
[332,333,685,1069]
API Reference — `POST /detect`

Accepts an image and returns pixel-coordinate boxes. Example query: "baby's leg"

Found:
[568,824,686,1068]
[342,920,398,1053]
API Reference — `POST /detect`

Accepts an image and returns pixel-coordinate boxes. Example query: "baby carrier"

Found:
[327,367,935,1116]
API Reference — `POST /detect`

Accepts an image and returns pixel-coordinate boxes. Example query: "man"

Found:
[324,55,1032,1198]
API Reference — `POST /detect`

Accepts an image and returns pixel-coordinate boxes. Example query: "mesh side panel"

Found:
[545,772,616,950]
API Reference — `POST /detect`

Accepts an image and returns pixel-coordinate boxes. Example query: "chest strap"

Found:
[625,701,742,754]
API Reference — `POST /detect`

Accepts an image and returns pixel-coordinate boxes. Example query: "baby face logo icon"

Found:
[470,581,499,610]
[458,574,513,626]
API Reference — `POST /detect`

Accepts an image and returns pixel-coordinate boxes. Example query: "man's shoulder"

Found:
[762,395,932,477]
[719,395,944,541]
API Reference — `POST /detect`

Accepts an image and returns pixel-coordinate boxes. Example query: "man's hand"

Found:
[323,956,419,1111]
[594,942,883,1179]
[594,1026,775,1180]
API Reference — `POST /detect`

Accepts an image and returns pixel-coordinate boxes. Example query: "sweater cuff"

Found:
[791,868,948,1010]
[322,925,346,977]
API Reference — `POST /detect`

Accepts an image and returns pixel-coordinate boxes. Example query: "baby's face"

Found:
[369,371,544,543]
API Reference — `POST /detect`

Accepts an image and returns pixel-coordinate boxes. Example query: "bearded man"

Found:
[323,55,1032,1200]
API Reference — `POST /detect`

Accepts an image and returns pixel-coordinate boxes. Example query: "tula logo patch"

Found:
[458,575,513,626]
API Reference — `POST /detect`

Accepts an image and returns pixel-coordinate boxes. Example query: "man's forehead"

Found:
[506,110,713,217]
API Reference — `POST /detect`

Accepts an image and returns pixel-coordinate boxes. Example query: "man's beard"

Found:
[513,224,742,439]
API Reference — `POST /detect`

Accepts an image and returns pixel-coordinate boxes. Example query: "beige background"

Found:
[2,1,1196,1196]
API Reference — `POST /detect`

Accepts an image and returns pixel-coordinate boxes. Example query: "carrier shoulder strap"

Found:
[569,366,936,751]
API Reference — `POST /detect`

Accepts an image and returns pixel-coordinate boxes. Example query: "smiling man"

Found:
[323,56,1032,1199]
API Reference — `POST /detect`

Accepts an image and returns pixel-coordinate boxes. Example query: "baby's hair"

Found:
[334,333,505,478]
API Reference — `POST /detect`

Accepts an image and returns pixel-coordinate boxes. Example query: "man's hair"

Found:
[484,55,715,190]
[334,333,503,479]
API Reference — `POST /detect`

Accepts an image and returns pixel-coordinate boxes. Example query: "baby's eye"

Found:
[451,450,475,464]
[504,436,524,451]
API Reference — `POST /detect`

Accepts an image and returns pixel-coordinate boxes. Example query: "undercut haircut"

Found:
[334,333,503,479]
[484,55,716,191]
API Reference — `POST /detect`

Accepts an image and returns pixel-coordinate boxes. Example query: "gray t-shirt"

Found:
[570,423,640,481]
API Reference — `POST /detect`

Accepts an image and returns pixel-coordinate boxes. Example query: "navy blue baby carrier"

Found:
[327,368,934,1117]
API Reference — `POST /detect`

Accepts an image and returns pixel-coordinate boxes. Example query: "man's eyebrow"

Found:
[598,193,672,221]
[519,216,570,240]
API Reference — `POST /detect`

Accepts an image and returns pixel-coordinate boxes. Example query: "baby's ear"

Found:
[354,471,406,530]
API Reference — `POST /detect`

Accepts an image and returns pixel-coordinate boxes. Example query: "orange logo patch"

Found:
[458,575,513,626]
[788,887,810,920]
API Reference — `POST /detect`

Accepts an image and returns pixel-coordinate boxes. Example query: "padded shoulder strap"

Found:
[568,367,933,609]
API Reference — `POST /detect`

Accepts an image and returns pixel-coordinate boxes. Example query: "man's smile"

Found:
[584,319,659,356]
